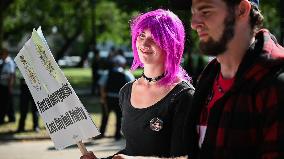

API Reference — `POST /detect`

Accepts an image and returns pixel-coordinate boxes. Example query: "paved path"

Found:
[0,138,125,159]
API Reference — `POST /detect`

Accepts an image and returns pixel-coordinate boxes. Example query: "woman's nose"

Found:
[140,40,150,51]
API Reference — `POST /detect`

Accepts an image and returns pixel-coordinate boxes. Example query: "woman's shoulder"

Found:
[175,80,195,96]
[166,80,194,106]
[181,80,194,89]
[119,80,135,99]
[120,80,135,92]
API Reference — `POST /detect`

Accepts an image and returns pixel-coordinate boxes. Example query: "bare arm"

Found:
[100,86,107,104]
[8,73,15,93]
[80,151,97,159]
[113,154,188,159]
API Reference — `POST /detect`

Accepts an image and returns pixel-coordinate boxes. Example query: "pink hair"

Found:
[130,9,190,85]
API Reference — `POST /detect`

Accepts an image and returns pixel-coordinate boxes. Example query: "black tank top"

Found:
[118,81,194,157]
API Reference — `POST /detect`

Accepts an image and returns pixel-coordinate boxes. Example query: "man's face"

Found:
[0,50,8,60]
[191,0,236,56]
[0,52,5,60]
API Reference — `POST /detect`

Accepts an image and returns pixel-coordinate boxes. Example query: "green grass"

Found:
[0,112,119,138]
[14,68,92,89]
[132,68,143,77]
[17,67,142,88]
[61,67,142,88]
[62,68,92,88]
[0,67,143,138]
[0,95,118,138]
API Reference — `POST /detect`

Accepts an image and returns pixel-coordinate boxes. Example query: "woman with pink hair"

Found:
[81,8,194,159]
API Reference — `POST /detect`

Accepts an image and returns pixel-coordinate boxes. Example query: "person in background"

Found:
[0,48,16,125]
[81,9,194,159]
[17,77,39,133]
[91,48,101,96]
[97,53,135,140]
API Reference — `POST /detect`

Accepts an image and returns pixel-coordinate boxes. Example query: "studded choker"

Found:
[142,72,165,82]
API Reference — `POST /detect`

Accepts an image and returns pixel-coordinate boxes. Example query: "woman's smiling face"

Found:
[136,28,165,66]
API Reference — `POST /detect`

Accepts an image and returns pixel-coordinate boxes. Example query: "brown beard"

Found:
[199,10,236,56]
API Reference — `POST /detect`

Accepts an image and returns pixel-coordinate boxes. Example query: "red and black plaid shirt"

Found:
[187,29,284,159]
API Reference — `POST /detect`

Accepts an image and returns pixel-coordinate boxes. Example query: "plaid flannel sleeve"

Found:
[258,73,284,159]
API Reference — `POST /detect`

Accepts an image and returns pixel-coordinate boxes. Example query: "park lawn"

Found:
[62,68,92,88]
[14,68,93,89]
[0,95,118,138]
[0,112,119,138]
[62,67,142,88]
[0,94,102,136]
[0,67,142,138]
[16,67,142,88]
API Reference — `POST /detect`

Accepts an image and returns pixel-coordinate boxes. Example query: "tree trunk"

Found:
[77,0,96,68]
[77,38,93,67]
[55,28,81,62]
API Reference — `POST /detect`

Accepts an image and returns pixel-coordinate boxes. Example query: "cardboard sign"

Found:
[14,27,100,150]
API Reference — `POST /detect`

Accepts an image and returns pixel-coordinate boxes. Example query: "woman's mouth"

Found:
[140,49,152,55]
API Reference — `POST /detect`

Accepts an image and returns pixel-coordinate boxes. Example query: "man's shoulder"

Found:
[254,64,284,93]
[5,56,14,63]
[272,67,284,86]
[264,64,284,83]
[196,58,219,83]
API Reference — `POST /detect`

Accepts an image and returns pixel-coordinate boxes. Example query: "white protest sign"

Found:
[14,27,100,150]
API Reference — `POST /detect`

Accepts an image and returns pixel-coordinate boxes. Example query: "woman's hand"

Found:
[80,151,97,159]
[113,154,189,159]
[113,154,134,159]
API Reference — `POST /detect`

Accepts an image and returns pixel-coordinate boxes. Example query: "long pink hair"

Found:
[130,9,190,85]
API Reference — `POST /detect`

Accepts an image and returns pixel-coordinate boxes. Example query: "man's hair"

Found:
[0,48,8,55]
[130,9,190,85]
[223,0,264,33]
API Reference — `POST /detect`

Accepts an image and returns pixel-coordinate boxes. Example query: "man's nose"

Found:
[191,14,203,31]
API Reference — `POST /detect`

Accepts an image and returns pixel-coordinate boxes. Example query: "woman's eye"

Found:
[139,33,145,39]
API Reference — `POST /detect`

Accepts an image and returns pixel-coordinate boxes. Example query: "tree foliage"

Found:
[1,0,283,62]
[260,0,281,41]
[2,0,137,62]
[95,1,136,46]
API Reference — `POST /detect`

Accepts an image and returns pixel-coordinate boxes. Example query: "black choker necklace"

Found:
[142,72,165,82]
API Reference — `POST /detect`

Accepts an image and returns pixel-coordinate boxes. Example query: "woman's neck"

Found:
[143,64,164,78]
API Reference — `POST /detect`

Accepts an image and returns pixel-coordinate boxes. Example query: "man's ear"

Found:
[237,0,251,18]
[236,0,251,18]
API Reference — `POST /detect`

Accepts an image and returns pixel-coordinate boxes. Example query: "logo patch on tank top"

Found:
[150,117,163,131]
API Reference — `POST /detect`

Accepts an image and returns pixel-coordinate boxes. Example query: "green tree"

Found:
[0,0,15,49]
[261,0,281,41]
[280,0,284,45]
[95,1,135,46]
[2,0,137,66]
